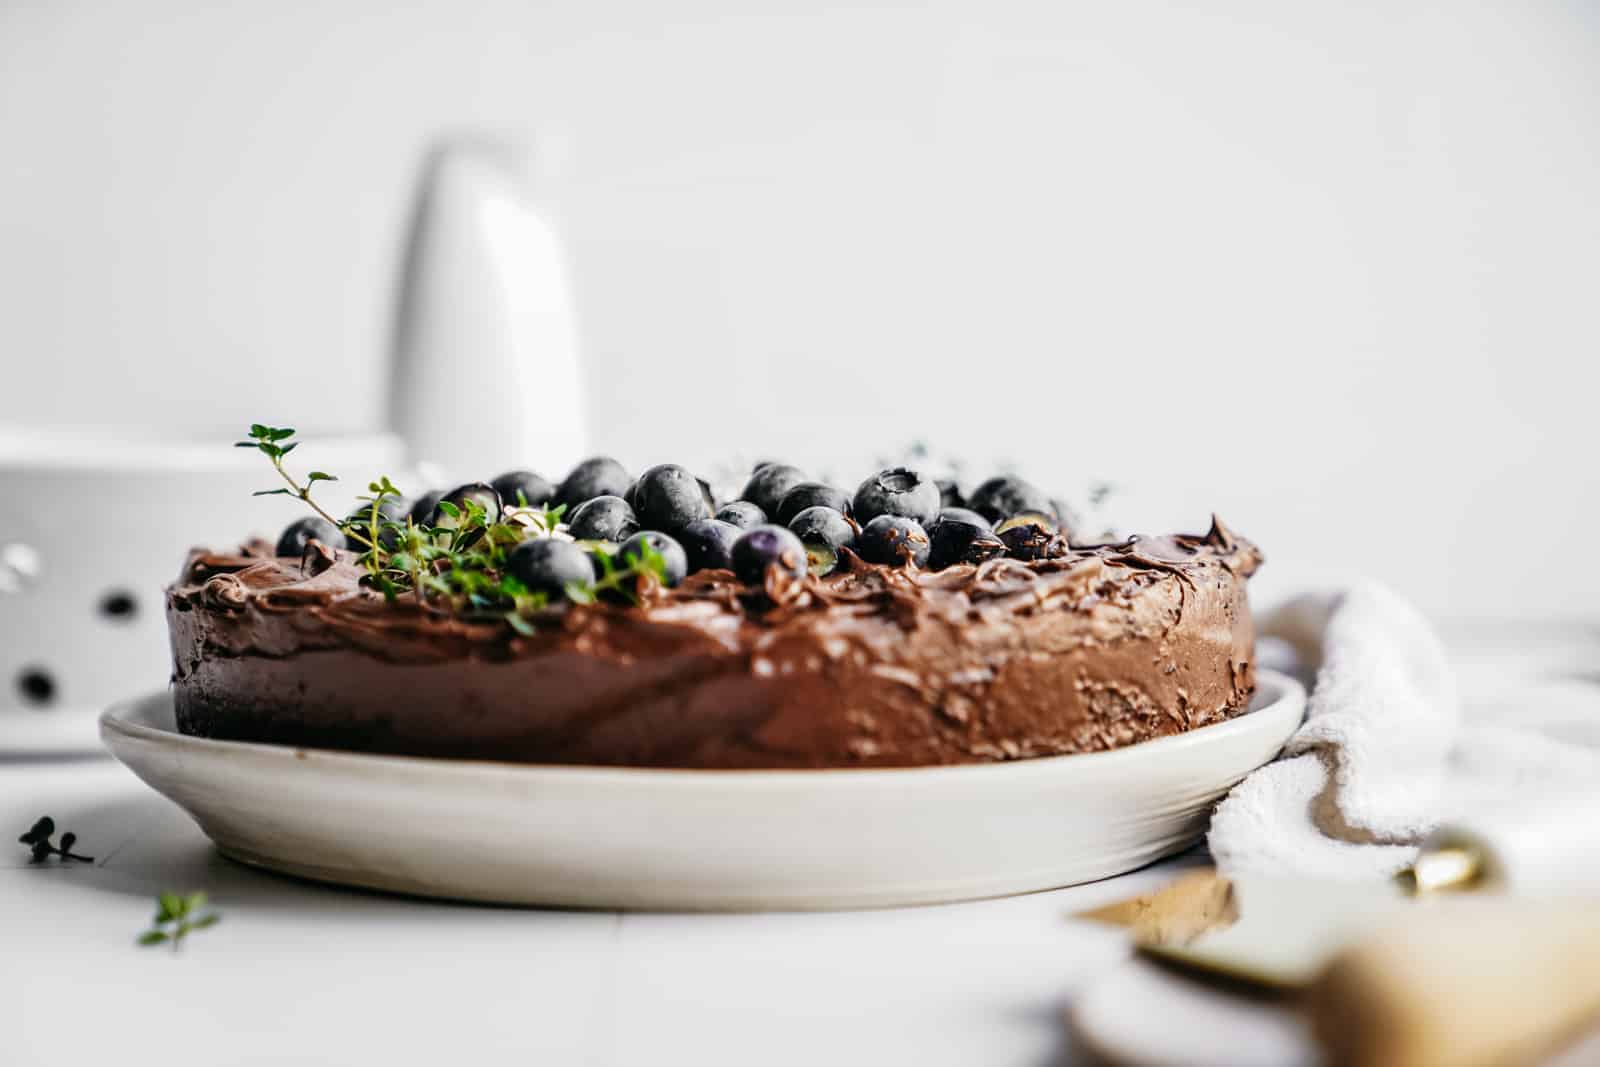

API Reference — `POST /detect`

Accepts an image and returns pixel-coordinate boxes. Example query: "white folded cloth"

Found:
[1208,581,1600,883]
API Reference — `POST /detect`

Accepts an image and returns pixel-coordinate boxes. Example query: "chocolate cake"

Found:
[167,497,1262,769]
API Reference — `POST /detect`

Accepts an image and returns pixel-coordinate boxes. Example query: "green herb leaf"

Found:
[141,890,221,951]
[19,815,93,862]
[235,422,616,622]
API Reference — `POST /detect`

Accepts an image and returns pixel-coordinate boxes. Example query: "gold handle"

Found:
[1394,842,1488,896]
[1309,899,1600,1067]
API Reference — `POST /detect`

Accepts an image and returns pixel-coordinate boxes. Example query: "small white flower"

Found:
[503,506,574,542]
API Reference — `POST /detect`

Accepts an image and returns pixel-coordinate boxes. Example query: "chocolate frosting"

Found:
[167,518,1263,769]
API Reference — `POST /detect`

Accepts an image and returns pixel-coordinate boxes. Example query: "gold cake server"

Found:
[1079,840,1600,1066]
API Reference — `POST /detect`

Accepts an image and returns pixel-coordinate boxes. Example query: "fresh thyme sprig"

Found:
[566,540,672,606]
[138,891,220,952]
[239,426,668,627]
[235,424,372,551]
[18,817,92,863]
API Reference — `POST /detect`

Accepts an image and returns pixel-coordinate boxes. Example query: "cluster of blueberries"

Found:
[275,457,1067,602]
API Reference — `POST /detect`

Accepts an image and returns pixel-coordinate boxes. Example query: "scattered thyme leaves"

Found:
[18,816,92,863]
[139,891,220,952]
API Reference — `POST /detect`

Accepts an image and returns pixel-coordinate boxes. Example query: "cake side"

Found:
[168,519,1261,769]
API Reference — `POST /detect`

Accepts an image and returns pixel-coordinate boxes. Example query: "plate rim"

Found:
[101,668,1304,789]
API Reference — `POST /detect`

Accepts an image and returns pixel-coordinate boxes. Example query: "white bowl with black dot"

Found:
[0,427,407,754]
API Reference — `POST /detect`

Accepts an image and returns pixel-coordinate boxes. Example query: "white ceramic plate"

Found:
[101,670,1304,910]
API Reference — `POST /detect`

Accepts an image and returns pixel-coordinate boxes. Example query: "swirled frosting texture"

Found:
[167,518,1262,768]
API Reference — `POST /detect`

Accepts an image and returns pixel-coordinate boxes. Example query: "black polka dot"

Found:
[99,589,139,621]
[17,667,55,707]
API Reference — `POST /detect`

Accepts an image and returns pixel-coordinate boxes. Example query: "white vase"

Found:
[3,138,591,753]
[388,140,588,488]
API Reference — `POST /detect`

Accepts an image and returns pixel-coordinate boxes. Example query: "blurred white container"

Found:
[0,427,408,753]
[389,140,587,486]
[2,137,587,754]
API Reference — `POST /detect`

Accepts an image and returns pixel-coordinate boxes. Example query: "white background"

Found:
[3,0,1598,620]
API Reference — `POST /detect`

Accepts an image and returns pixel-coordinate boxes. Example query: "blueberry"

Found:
[678,518,742,573]
[968,475,1056,524]
[787,506,857,576]
[776,482,852,526]
[430,482,502,530]
[618,531,688,587]
[632,464,712,532]
[507,538,597,598]
[998,521,1069,561]
[276,516,347,557]
[936,479,966,509]
[740,464,808,519]
[408,489,444,526]
[928,514,1006,570]
[938,506,991,530]
[716,501,767,530]
[556,456,632,509]
[852,468,941,527]
[491,470,556,510]
[622,479,639,510]
[344,495,411,550]
[567,495,639,542]
[731,524,808,586]
[857,514,930,567]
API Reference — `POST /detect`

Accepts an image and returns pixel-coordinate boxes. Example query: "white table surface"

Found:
[2,754,1200,1067]
[6,622,1595,1066]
